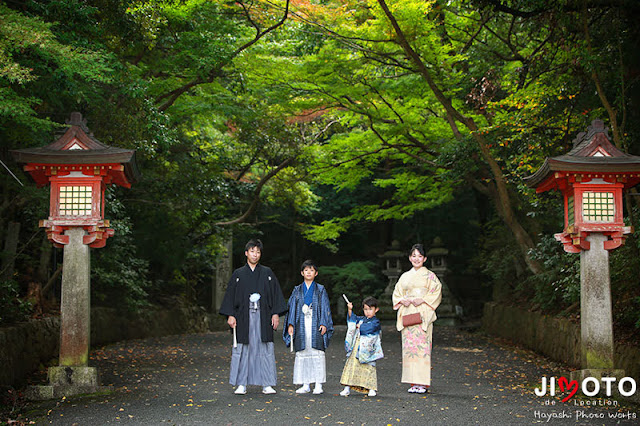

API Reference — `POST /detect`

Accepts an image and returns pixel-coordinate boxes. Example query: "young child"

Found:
[283,260,334,394]
[339,296,384,397]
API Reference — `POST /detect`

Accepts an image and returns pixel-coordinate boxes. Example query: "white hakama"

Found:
[292,307,326,384]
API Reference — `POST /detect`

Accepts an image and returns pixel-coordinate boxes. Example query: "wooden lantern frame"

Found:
[547,175,630,252]
[49,176,104,221]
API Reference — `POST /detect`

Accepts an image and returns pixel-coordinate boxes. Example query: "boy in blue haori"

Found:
[283,260,334,395]
[339,296,384,397]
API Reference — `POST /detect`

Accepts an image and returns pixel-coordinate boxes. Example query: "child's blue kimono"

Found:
[283,282,333,351]
[344,313,384,364]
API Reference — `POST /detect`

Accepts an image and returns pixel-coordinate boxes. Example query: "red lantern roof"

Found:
[11,112,140,188]
[525,120,640,191]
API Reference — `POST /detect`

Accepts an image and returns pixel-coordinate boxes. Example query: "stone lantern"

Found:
[525,119,640,383]
[380,240,404,295]
[426,236,448,273]
[11,112,139,398]
[376,240,405,320]
[426,237,461,326]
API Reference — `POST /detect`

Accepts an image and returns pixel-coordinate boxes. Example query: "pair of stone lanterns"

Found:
[11,112,139,398]
[526,119,640,384]
[8,115,637,395]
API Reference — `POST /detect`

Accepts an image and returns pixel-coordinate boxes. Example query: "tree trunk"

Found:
[484,178,543,274]
[42,264,63,296]
[214,230,233,313]
[37,234,52,284]
[1,221,20,281]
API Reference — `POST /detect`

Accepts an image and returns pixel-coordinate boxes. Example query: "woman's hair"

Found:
[409,243,425,257]
[363,296,378,308]
[300,259,317,271]
[245,239,263,251]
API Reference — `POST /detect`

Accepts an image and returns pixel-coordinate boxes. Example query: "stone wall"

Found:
[0,305,227,388]
[90,305,222,346]
[482,302,640,380]
[0,317,60,388]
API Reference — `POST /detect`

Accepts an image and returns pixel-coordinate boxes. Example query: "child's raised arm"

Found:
[343,294,353,317]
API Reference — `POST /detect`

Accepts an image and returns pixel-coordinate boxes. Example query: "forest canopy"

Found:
[1,0,639,341]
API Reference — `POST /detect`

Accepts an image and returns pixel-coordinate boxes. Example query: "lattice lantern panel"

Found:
[49,177,103,222]
[582,192,615,223]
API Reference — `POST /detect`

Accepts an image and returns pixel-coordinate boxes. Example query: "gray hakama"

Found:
[229,302,277,387]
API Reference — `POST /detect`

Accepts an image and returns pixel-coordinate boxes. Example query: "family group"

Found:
[219,239,443,396]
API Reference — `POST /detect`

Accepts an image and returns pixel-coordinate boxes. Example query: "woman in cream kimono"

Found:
[392,243,442,394]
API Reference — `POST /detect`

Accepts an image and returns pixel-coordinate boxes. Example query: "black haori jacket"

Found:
[219,264,287,344]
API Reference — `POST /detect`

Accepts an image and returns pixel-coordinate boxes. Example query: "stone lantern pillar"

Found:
[525,119,640,384]
[12,112,139,399]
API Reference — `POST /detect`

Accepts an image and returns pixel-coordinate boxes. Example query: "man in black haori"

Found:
[219,239,287,394]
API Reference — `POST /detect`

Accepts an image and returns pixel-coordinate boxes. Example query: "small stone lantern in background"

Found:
[525,119,640,384]
[380,240,404,296]
[377,240,405,320]
[426,237,462,326]
[426,236,448,273]
[11,112,139,398]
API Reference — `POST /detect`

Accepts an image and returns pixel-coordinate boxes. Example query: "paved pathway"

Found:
[19,325,639,425]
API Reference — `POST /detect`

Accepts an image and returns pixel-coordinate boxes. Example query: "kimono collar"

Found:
[303,281,315,306]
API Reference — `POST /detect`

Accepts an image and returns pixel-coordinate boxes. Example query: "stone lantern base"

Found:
[25,366,112,400]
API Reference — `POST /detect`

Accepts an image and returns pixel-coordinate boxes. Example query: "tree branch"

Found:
[581,5,623,147]
[156,0,291,111]
[478,0,549,18]
[376,0,543,274]
[215,158,293,226]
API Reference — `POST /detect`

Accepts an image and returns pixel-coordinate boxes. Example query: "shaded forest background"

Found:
[1,0,640,345]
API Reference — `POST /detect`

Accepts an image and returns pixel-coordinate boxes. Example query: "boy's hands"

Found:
[347,302,353,311]
[290,324,326,335]
[227,316,236,328]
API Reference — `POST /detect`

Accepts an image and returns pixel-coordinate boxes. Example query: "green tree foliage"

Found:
[270,0,640,276]
[254,0,553,272]
[318,261,385,308]
[0,0,310,314]
[0,2,113,131]
[91,188,150,311]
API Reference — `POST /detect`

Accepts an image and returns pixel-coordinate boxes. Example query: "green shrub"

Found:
[524,234,580,311]
[91,208,151,312]
[0,280,32,325]
[319,261,385,308]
